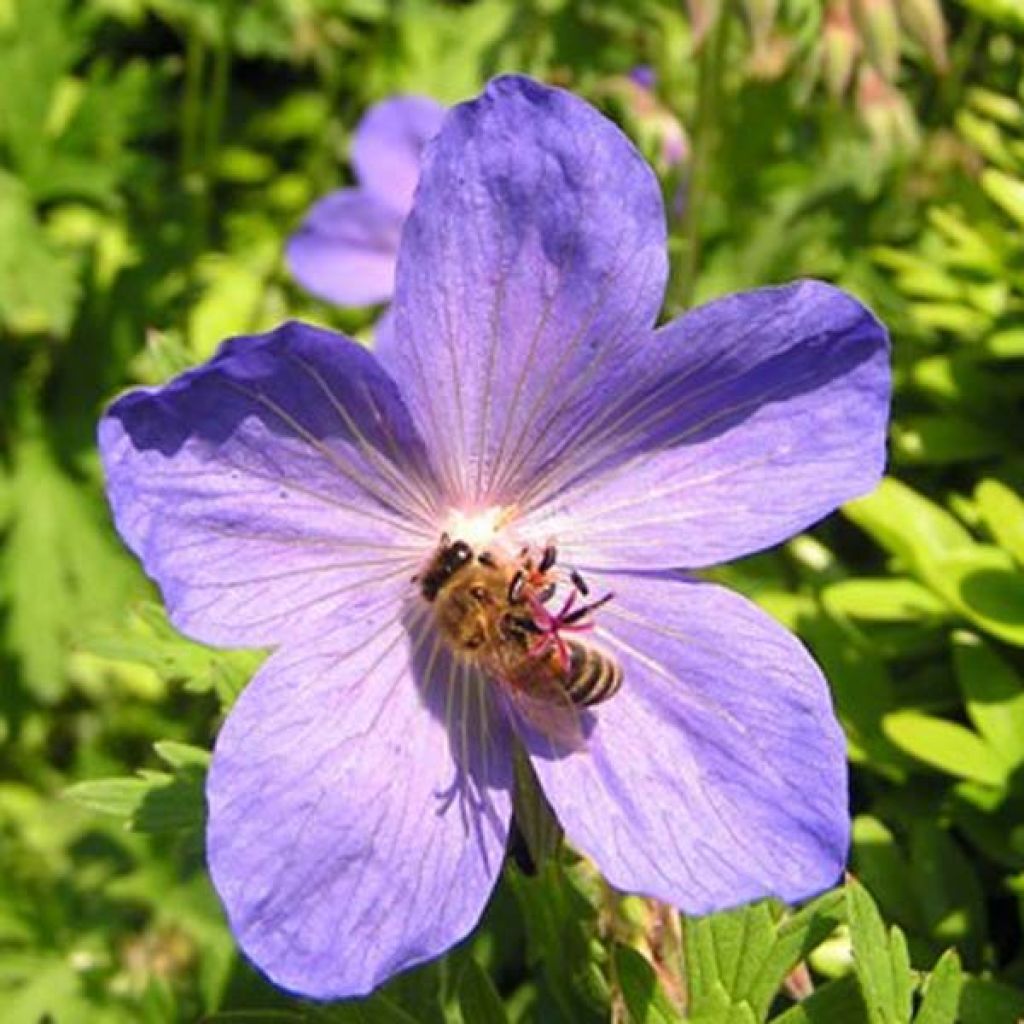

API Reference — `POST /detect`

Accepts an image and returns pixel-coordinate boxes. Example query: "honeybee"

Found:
[417,535,622,747]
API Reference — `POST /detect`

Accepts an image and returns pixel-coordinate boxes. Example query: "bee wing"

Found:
[499,674,586,756]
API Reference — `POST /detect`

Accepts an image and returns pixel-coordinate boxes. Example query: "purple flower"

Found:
[286,95,445,307]
[99,76,890,999]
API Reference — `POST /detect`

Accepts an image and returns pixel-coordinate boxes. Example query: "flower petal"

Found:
[286,189,404,306]
[207,607,512,998]
[353,95,446,215]
[522,281,890,570]
[99,321,439,647]
[527,572,849,912]
[384,75,668,505]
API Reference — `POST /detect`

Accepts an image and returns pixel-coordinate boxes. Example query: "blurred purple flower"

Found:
[100,77,890,999]
[286,95,445,306]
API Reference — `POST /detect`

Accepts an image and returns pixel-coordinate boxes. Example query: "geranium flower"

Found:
[100,76,889,999]
[286,95,445,307]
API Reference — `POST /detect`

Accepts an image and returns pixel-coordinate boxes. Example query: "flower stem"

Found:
[511,741,563,872]
[670,5,732,312]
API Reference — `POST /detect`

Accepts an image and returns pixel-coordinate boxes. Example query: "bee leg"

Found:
[508,570,527,603]
[569,568,590,596]
[504,614,541,635]
[478,551,497,567]
[560,591,614,626]
[539,544,558,573]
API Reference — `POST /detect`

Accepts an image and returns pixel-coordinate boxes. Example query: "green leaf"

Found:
[0,172,78,335]
[64,740,207,833]
[844,479,972,577]
[893,415,1007,465]
[958,978,1024,1024]
[613,945,682,1024]
[846,877,914,1024]
[913,950,962,1024]
[982,168,1024,227]
[683,901,776,1017]
[954,632,1024,767]
[909,822,987,967]
[747,889,847,1018]
[821,578,949,623]
[313,993,422,1024]
[932,547,1024,646]
[457,959,509,1024]
[882,710,1007,787]
[508,860,606,1018]
[772,974,867,1024]
[852,817,924,934]
[975,479,1024,565]
[0,429,139,700]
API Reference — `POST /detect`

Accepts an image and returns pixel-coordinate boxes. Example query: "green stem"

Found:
[670,5,731,312]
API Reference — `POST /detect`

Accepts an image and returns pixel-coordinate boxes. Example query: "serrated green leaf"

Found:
[747,888,847,1018]
[913,950,962,1024]
[64,750,206,834]
[882,710,1007,787]
[847,877,911,1024]
[889,926,913,1022]
[457,958,509,1024]
[683,901,776,1016]
[153,740,211,771]
[954,632,1024,767]
[63,777,152,819]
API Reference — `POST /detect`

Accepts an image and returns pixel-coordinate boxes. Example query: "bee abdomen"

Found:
[565,642,622,706]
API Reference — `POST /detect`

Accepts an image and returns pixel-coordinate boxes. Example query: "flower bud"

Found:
[897,0,949,72]
[823,0,861,99]
[686,0,724,49]
[741,0,779,51]
[853,0,901,81]
[857,65,920,154]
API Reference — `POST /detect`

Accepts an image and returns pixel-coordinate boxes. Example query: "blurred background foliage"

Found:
[1,0,1024,1020]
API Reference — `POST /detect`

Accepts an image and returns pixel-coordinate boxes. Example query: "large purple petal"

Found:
[285,189,404,306]
[383,75,668,506]
[99,321,440,647]
[207,606,512,998]
[521,281,889,570]
[353,96,447,215]
[527,573,849,911]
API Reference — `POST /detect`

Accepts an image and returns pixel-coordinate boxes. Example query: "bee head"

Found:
[419,536,475,602]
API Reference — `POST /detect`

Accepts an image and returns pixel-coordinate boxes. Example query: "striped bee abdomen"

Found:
[564,641,622,706]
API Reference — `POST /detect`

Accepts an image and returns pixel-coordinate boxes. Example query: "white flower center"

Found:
[442,505,516,554]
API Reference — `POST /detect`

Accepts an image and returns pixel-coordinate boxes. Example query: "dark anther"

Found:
[569,568,589,596]
[536,583,557,604]
[561,592,614,627]
[539,544,557,573]
[507,570,526,604]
